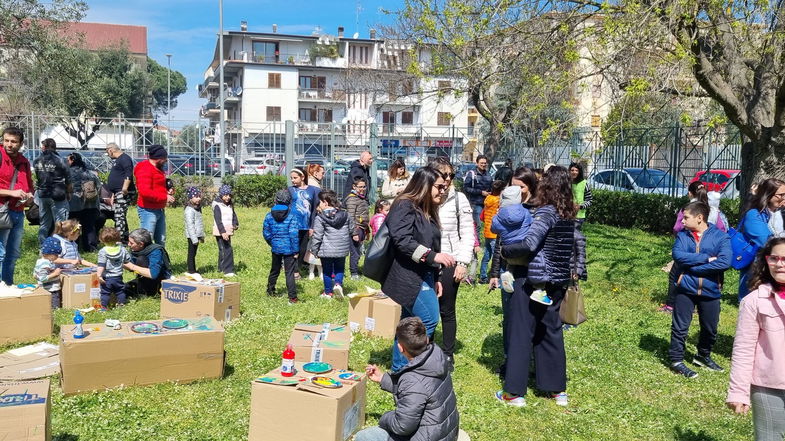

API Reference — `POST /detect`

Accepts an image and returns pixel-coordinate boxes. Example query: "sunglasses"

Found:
[765,255,785,265]
[435,184,449,192]
[440,172,456,180]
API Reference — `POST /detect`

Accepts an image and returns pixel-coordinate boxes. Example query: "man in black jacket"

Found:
[33,138,71,244]
[462,155,492,239]
[105,142,135,243]
[343,150,373,197]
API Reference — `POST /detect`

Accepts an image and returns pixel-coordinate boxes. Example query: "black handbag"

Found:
[0,166,20,230]
[364,221,393,283]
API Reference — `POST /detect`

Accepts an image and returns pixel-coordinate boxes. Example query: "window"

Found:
[438,80,452,92]
[299,108,333,122]
[299,76,326,90]
[268,73,281,89]
[349,45,370,65]
[266,106,281,121]
[401,111,414,125]
[299,108,316,121]
[252,41,278,63]
[437,112,452,126]
[382,111,396,125]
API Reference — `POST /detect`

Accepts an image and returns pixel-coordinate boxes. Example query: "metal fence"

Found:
[0,113,744,198]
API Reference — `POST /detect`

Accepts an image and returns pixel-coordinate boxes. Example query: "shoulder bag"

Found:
[560,282,587,326]
[364,220,393,283]
[0,166,21,230]
[728,215,759,270]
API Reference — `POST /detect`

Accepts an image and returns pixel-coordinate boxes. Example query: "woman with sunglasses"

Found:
[428,157,475,363]
[738,178,785,300]
[382,166,456,372]
[727,238,785,439]
[496,165,577,407]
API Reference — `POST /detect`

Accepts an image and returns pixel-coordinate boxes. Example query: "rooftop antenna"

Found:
[355,0,363,36]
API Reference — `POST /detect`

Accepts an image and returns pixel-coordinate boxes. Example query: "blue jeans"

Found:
[354,426,389,441]
[138,207,166,245]
[480,238,496,280]
[37,196,69,244]
[321,257,345,294]
[391,276,439,372]
[0,210,25,285]
[472,203,483,242]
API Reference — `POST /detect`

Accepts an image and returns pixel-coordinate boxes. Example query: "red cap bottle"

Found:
[281,344,295,377]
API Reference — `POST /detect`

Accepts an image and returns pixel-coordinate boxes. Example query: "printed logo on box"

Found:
[364,317,376,331]
[161,283,198,304]
[89,288,100,300]
[74,283,86,293]
[0,392,46,407]
[311,347,322,362]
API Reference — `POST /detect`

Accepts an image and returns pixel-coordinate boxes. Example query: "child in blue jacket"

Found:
[492,185,539,300]
[668,201,732,379]
[263,189,300,303]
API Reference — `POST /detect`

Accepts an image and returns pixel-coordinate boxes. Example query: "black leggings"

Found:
[187,240,199,274]
[297,230,310,270]
[438,265,461,356]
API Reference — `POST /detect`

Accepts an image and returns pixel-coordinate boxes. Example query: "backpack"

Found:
[81,179,98,202]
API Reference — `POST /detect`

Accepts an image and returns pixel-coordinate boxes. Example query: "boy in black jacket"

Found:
[357,317,459,441]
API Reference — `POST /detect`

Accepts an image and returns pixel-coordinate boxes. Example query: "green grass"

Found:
[2,207,752,440]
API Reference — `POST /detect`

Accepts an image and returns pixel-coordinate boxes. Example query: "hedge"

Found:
[587,189,741,235]
[222,174,288,207]
[168,175,217,208]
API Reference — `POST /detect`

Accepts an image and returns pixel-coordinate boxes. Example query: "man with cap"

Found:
[133,145,173,245]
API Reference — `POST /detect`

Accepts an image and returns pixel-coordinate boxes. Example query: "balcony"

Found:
[198,77,219,97]
[298,88,346,103]
[200,102,220,120]
[297,122,345,134]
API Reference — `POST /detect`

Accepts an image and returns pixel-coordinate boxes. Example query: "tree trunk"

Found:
[739,134,785,213]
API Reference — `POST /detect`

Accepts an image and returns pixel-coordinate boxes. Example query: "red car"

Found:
[690,169,741,197]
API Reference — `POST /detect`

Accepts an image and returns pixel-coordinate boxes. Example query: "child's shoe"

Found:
[224,272,236,278]
[495,390,526,407]
[530,288,553,305]
[288,297,299,305]
[500,271,515,293]
[308,272,315,280]
[658,304,674,313]
[319,292,333,299]
[551,392,569,407]
[333,284,344,299]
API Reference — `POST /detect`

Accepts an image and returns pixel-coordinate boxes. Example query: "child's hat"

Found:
[501,186,522,208]
[41,237,62,255]
[186,186,202,199]
[274,189,292,205]
[219,184,232,197]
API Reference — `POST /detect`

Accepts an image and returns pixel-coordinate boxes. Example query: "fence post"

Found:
[285,120,295,176]
[671,123,681,198]
[369,123,379,204]
[330,123,336,190]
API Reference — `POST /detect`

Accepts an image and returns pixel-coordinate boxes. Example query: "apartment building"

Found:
[199,24,469,161]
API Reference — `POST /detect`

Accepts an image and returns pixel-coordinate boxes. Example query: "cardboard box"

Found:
[0,288,52,346]
[248,362,366,441]
[288,323,351,370]
[160,280,240,322]
[0,379,51,441]
[59,317,225,395]
[348,295,401,339]
[60,271,100,309]
[0,343,59,381]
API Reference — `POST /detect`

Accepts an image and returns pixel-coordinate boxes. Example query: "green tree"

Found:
[147,57,188,115]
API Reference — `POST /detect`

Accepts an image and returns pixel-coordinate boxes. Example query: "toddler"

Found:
[183,186,205,276]
[491,186,539,301]
[96,227,131,309]
[370,199,390,236]
[52,220,96,269]
[311,190,353,299]
[34,237,63,309]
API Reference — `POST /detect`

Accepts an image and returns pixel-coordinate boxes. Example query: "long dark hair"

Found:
[748,237,785,292]
[687,181,708,204]
[393,166,442,223]
[388,158,407,179]
[569,162,585,183]
[512,166,538,200]
[534,165,577,219]
[68,152,87,169]
[748,178,785,212]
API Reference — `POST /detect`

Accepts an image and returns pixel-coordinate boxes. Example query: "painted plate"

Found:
[161,319,189,330]
[130,322,160,334]
[338,372,361,381]
[310,376,342,389]
[254,376,299,386]
[302,362,332,374]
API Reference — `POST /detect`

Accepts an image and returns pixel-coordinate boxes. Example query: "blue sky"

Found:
[84,0,400,126]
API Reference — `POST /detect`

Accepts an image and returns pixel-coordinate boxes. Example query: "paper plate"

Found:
[161,319,188,330]
[310,376,342,389]
[254,376,299,386]
[338,372,361,381]
[302,362,332,374]
[130,322,159,334]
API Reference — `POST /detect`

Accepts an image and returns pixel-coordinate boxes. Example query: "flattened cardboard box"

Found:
[248,362,366,441]
[0,288,52,346]
[160,280,240,322]
[59,317,224,395]
[0,343,59,381]
[288,323,351,370]
[60,272,99,308]
[348,296,401,339]
[0,379,51,441]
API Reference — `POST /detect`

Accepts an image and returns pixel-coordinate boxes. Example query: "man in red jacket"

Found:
[134,145,174,245]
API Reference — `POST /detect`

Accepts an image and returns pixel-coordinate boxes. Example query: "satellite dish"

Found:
[234,86,243,96]
[352,32,359,39]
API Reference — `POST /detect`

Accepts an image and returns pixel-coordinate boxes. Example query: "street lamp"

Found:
[166,53,172,154]
[219,0,226,179]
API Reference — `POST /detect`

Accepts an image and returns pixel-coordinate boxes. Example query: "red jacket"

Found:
[0,148,33,212]
[134,160,167,209]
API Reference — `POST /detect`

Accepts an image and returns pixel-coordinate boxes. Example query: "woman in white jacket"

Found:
[380,159,411,201]
[429,157,475,361]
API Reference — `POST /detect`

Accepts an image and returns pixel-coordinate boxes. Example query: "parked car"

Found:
[239,157,279,175]
[590,168,688,197]
[690,169,741,198]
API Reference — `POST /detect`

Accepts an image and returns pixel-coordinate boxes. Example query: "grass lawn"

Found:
[1,206,752,440]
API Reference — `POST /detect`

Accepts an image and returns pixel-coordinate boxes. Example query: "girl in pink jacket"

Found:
[727,237,785,439]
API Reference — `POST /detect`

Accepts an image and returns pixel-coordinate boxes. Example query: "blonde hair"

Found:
[54,219,81,237]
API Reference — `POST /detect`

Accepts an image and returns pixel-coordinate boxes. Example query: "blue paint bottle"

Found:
[73,310,85,339]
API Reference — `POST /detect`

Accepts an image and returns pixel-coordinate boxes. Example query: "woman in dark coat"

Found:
[496,165,577,408]
[124,228,172,297]
[382,166,456,372]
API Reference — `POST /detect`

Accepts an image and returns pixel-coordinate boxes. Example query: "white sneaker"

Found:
[320,292,333,299]
[308,273,315,280]
[224,273,236,278]
[500,271,515,293]
[333,284,344,299]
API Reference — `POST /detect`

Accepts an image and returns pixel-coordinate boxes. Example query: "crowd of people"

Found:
[4,123,785,439]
